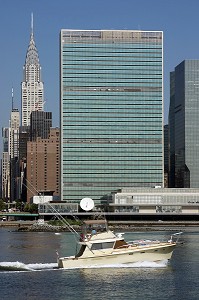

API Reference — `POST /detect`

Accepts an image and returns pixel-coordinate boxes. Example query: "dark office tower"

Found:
[169,60,199,188]
[164,124,169,187]
[18,126,30,202]
[2,127,9,152]
[9,108,20,202]
[60,29,163,203]
[30,111,52,141]
[1,128,9,200]
[19,126,30,161]
[168,71,176,187]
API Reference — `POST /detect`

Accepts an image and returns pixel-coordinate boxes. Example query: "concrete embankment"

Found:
[108,220,199,232]
[0,221,35,227]
[0,220,198,232]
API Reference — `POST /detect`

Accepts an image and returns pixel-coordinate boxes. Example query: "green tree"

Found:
[24,203,38,213]
[15,200,25,211]
[24,203,30,212]
[29,203,38,213]
[0,199,6,211]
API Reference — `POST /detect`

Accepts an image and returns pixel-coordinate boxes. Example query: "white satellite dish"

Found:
[80,198,94,211]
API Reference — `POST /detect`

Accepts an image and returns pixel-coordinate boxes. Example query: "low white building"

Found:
[38,202,78,215]
[31,195,53,204]
[109,187,199,214]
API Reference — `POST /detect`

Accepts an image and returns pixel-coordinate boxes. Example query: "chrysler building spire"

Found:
[31,12,33,36]
[21,14,44,126]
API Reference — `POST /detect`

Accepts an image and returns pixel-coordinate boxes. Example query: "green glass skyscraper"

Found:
[169,60,199,188]
[60,30,163,203]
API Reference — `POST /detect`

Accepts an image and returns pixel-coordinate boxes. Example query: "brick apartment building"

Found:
[26,127,60,202]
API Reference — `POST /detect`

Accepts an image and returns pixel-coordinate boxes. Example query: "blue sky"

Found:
[0,0,199,135]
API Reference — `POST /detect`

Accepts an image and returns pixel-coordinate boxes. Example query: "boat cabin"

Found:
[75,219,130,259]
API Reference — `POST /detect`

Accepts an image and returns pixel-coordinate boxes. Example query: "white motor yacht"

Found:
[57,218,182,269]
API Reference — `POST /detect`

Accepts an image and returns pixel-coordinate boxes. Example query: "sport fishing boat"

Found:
[57,203,182,269]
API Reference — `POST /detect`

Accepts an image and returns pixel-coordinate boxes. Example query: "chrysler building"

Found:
[21,14,44,126]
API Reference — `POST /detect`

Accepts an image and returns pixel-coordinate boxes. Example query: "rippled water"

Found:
[0,227,198,299]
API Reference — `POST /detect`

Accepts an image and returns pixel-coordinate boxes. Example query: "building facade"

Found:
[169,60,199,188]
[164,124,169,187]
[168,71,176,187]
[21,15,44,126]
[30,111,52,141]
[110,187,199,215]
[1,128,9,200]
[60,29,164,204]
[9,109,20,201]
[9,109,20,159]
[18,126,30,202]
[19,126,30,161]
[26,128,60,202]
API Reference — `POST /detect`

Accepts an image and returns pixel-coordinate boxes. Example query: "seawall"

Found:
[0,220,198,232]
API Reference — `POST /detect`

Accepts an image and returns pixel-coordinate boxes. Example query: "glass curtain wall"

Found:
[60,30,163,203]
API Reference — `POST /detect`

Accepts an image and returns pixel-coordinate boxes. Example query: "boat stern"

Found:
[57,255,77,268]
[58,258,63,268]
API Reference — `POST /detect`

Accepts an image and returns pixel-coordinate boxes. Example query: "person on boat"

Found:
[80,233,84,241]
[91,228,97,235]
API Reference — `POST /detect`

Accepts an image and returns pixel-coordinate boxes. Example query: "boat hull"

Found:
[58,243,176,269]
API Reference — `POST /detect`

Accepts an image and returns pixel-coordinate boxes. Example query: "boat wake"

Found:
[0,261,57,272]
[0,260,168,272]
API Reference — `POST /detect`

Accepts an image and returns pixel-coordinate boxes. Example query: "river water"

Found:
[0,227,198,300]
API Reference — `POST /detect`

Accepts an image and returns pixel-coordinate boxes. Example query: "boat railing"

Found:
[168,232,183,243]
